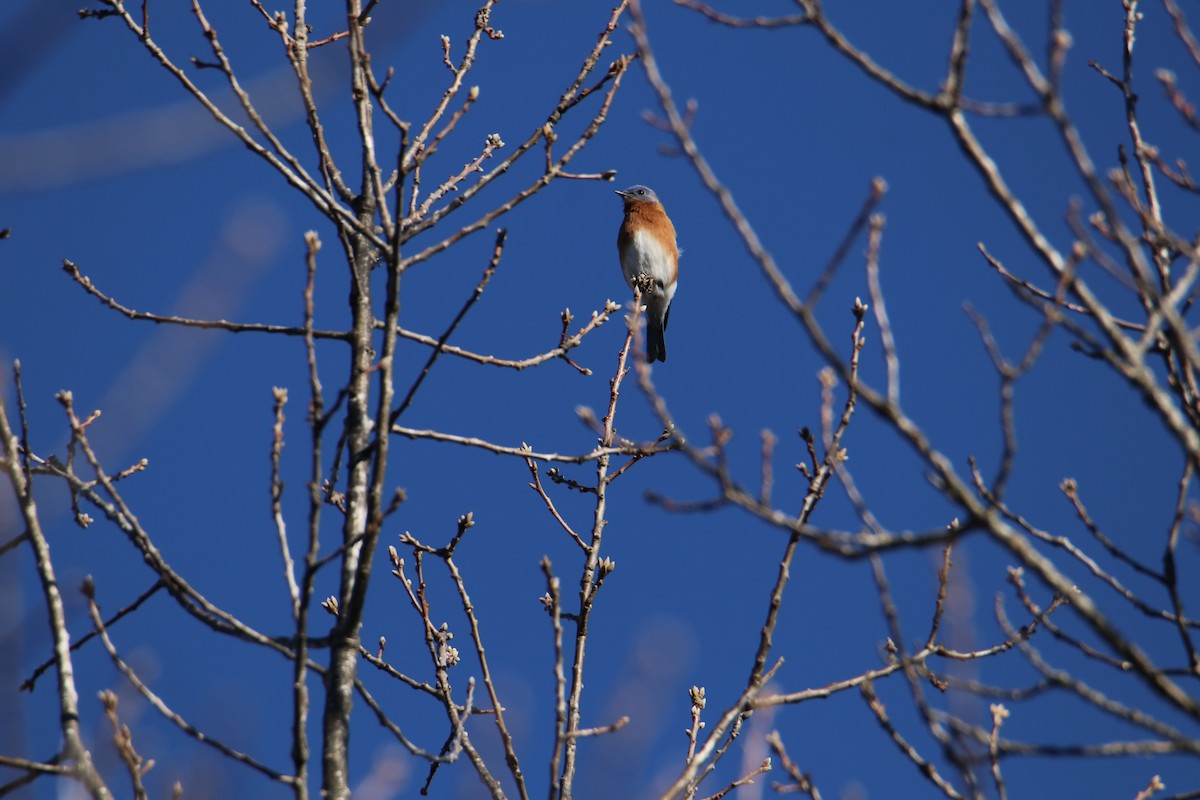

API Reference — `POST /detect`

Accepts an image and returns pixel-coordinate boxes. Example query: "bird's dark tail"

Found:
[646,317,667,363]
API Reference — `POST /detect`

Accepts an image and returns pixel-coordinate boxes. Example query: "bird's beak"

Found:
[614,190,627,199]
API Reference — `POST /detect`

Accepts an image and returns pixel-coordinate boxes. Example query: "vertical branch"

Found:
[987,704,1009,800]
[318,200,373,788]
[319,0,386,790]
[941,0,975,104]
[558,294,639,800]
[289,0,353,202]
[542,558,567,800]
[323,262,377,800]
[13,360,32,482]
[98,690,149,800]
[293,231,326,800]
[1118,0,1166,260]
[0,398,112,800]
[863,214,898,404]
[272,387,302,617]
[346,0,389,238]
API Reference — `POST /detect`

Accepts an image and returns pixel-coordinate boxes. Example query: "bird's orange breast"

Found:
[618,201,677,263]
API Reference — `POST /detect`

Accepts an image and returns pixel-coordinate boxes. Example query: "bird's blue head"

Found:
[615,185,661,204]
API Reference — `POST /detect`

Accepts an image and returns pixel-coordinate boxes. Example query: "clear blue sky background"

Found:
[3,1,1198,798]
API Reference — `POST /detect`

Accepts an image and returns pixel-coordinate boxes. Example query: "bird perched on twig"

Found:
[614,184,679,363]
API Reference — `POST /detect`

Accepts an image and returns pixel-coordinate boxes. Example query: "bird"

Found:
[614,184,679,363]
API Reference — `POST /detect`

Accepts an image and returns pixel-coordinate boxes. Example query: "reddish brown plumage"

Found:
[616,201,679,275]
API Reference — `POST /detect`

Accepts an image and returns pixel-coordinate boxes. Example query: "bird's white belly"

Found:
[621,228,674,289]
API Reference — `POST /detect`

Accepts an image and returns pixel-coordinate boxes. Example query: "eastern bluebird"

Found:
[615,185,679,363]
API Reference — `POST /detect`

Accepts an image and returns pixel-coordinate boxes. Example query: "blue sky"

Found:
[3,1,1199,798]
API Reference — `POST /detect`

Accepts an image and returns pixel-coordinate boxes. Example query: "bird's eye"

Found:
[637,189,645,195]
